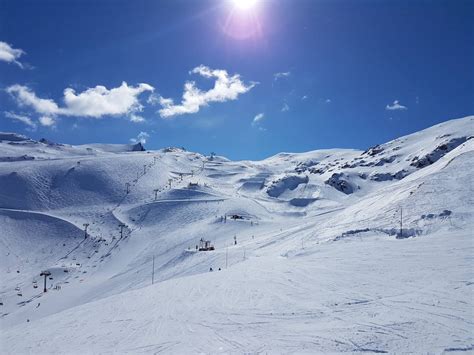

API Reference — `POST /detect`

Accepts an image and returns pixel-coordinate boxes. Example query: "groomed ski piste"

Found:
[0,116,473,354]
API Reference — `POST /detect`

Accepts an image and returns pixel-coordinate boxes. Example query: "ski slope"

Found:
[0,116,473,353]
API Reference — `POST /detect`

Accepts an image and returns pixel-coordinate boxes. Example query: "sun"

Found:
[232,0,258,10]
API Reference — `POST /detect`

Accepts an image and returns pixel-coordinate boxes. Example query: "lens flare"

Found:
[221,0,264,41]
[233,0,258,10]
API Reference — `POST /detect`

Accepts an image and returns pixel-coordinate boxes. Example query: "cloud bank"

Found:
[273,71,291,81]
[157,65,256,118]
[5,65,256,129]
[386,100,407,111]
[0,41,26,68]
[4,111,37,129]
[6,82,154,125]
[130,131,150,144]
[252,112,265,125]
[251,112,267,131]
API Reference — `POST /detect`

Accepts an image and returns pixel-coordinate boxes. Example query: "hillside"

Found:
[0,116,473,354]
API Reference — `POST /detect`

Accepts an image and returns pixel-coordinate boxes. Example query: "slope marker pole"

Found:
[83,223,89,239]
[152,255,155,285]
[400,207,403,238]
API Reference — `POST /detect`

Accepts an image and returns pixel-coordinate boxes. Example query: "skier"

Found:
[209,267,213,272]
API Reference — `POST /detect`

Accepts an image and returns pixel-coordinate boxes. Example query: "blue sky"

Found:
[0,0,473,160]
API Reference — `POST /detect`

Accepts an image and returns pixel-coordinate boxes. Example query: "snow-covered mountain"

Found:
[1,116,473,353]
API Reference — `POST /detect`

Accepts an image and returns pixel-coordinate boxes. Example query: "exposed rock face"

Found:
[39,138,62,146]
[131,142,146,151]
[0,132,30,142]
[267,175,309,198]
[410,137,471,168]
[369,170,409,182]
[295,160,320,173]
[362,144,384,156]
[325,173,355,194]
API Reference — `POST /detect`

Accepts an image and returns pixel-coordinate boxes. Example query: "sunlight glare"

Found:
[233,0,258,10]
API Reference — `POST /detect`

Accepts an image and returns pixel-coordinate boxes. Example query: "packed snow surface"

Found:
[0,116,473,354]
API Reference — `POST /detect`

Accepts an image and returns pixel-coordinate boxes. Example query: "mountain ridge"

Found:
[0,115,473,353]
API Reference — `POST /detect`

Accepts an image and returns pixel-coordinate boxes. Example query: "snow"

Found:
[0,116,473,353]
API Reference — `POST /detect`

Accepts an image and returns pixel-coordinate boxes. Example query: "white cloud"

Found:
[129,114,146,123]
[325,98,331,103]
[62,82,154,118]
[302,95,308,100]
[252,112,264,126]
[6,85,60,115]
[386,100,407,111]
[39,116,56,127]
[281,103,290,112]
[251,113,267,131]
[6,82,154,123]
[130,131,150,144]
[158,65,256,118]
[147,93,160,105]
[4,111,37,129]
[0,41,26,68]
[273,71,291,81]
